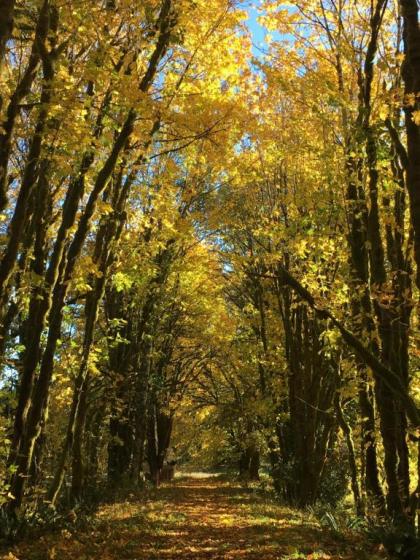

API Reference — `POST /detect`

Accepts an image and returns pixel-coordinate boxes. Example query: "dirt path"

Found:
[5,476,384,560]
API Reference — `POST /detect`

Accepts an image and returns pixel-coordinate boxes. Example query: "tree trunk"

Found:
[335,394,364,517]
[0,0,15,122]
[70,379,89,504]
[400,0,420,290]
[358,377,385,513]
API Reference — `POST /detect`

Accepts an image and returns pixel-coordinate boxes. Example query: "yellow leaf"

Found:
[412,110,420,126]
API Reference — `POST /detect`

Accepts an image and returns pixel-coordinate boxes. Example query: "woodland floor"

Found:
[2,474,387,560]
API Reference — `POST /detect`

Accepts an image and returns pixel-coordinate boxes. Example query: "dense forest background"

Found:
[0,0,419,556]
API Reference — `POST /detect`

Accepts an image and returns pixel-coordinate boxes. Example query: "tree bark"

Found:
[335,394,364,517]
[0,0,15,123]
[0,2,54,305]
[0,0,47,211]
[400,0,420,290]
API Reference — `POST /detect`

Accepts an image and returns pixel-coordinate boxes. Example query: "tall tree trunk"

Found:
[0,3,55,306]
[400,0,420,290]
[70,378,89,504]
[335,394,364,517]
[7,1,175,510]
[0,0,15,123]
[358,376,385,512]
[0,0,46,211]
[147,401,173,487]
[50,174,129,503]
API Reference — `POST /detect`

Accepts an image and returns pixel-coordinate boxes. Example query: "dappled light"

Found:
[0,0,419,559]
[6,477,384,559]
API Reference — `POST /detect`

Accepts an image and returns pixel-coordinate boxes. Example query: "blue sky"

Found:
[245,2,285,59]
[246,3,269,57]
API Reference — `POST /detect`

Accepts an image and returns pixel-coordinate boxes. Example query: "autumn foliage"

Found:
[0,0,419,556]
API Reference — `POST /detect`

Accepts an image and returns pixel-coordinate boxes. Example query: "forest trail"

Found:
[5,475,385,560]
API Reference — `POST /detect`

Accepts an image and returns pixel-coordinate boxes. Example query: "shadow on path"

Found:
[6,476,383,560]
